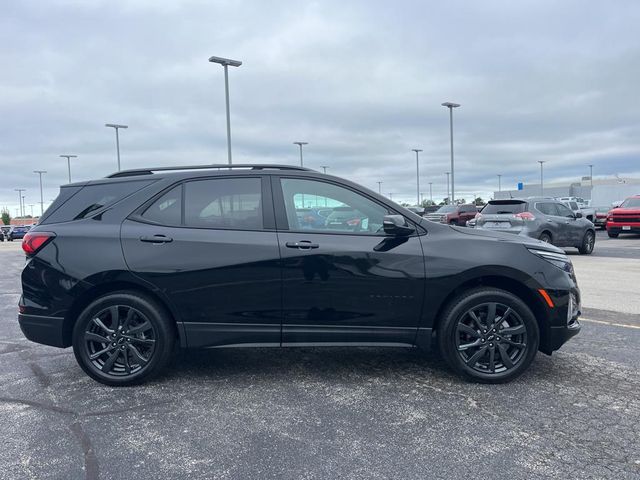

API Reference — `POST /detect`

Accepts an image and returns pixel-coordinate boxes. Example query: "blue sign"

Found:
[517,182,524,190]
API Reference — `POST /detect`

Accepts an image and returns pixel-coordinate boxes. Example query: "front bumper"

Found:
[607,223,640,234]
[539,288,581,354]
[18,313,68,348]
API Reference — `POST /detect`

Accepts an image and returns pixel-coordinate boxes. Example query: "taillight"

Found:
[515,212,536,221]
[22,232,56,256]
[346,218,361,226]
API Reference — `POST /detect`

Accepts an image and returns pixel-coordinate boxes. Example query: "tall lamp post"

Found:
[538,161,546,196]
[588,164,594,188]
[293,142,308,167]
[388,193,394,201]
[105,124,128,171]
[441,102,460,203]
[14,189,25,218]
[497,174,502,192]
[321,165,328,174]
[60,155,77,183]
[428,182,433,202]
[377,181,383,194]
[209,55,242,165]
[445,172,451,204]
[412,149,423,206]
[33,170,47,216]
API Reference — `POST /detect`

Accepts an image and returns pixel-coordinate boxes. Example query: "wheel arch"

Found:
[62,280,185,348]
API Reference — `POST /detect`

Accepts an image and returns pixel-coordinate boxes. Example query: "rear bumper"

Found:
[18,313,68,348]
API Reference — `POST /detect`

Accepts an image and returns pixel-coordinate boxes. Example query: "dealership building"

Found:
[493,177,640,206]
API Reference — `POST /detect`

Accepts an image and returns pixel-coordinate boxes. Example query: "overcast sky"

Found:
[2,0,640,213]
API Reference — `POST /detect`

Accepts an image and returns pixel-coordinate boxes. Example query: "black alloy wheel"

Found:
[438,288,539,383]
[73,292,175,386]
[539,232,552,243]
[578,230,595,255]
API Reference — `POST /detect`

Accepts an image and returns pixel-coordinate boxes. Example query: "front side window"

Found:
[556,203,574,217]
[184,177,263,230]
[280,178,389,234]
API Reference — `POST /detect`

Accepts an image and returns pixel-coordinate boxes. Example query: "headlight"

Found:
[527,248,573,274]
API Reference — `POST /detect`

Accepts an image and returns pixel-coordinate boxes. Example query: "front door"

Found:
[273,176,426,345]
[121,176,282,348]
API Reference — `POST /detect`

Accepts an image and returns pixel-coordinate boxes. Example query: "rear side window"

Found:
[142,185,182,226]
[42,180,153,224]
[482,201,527,214]
[535,202,558,216]
[184,178,263,230]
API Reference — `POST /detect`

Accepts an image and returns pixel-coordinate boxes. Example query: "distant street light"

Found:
[60,155,77,183]
[412,149,423,206]
[14,188,25,217]
[377,181,382,194]
[209,55,242,165]
[105,124,128,171]
[321,165,329,174]
[441,102,460,203]
[428,182,433,202]
[588,164,594,188]
[497,174,502,192]
[28,204,34,217]
[33,170,47,216]
[538,161,546,196]
[293,142,308,166]
[445,172,451,204]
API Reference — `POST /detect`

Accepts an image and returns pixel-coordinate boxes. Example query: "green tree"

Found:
[474,197,485,206]
[1,209,10,225]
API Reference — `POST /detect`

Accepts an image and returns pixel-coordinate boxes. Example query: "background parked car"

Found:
[7,226,29,241]
[593,206,611,229]
[406,206,425,216]
[424,204,477,226]
[606,194,640,238]
[475,198,595,254]
[296,208,333,229]
[558,199,596,222]
[325,206,368,231]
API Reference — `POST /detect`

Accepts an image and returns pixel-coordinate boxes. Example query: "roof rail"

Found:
[106,164,312,178]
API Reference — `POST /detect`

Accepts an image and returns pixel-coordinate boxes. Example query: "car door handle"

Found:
[286,241,319,250]
[140,235,173,244]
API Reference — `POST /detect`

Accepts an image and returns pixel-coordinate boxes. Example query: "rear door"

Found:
[121,175,282,348]
[273,176,425,345]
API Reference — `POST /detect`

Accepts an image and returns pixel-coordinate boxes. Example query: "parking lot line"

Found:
[580,317,640,330]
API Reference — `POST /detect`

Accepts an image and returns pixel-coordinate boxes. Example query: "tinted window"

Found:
[568,201,579,210]
[184,178,263,230]
[556,203,574,217]
[281,178,389,234]
[535,202,558,216]
[42,180,153,224]
[436,205,457,213]
[621,197,640,208]
[482,201,527,214]
[142,185,182,226]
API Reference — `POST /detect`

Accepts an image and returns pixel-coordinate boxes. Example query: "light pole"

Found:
[33,170,46,216]
[412,149,423,206]
[588,164,593,188]
[321,165,328,174]
[377,181,382,194]
[293,142,308,167]
[60,155,77,183]
[428,182,433,202]
[105,124,128,171]
[14,189,25,217]
[497,174,502,192]
[538,161,546,196]
[445,172,451,204]
[28,204,34,217]
[388,193,394,201]
[441,102,460,203]
[209,55,242,165]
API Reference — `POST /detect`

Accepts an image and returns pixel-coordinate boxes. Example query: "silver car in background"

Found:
[475,198,596,254]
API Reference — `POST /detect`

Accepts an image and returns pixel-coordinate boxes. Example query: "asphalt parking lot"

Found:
[1,230,639,479]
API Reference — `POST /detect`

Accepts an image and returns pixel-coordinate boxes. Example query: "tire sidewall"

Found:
[580,231,594,254]
[438,288,540,383]
[72,292,174,386]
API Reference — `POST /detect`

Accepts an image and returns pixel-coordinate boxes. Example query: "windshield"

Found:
[482,201,526,214]
[621,197,640,208]
[436,205,457,213]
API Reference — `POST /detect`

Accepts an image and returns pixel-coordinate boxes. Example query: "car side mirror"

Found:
[383,215,415,236]
[575,212,583,218]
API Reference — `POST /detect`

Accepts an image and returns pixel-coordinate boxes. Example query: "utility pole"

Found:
[14,189,25,217]
[538,161,546,196]
[497,174,502,192]
[428,182,433,202]
[441,102,460,203]
[105,124,128,171]
[321,166,328,174]
[34,170,46,217]
[208,55,242,164]
[293,142,308,167]
[60,155,77,183]
[377,181,382,194]
[445,172,451,204]
[412,149,423,206]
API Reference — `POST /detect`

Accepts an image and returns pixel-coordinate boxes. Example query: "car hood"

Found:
[447,224,565,253]
[610,206,640,214]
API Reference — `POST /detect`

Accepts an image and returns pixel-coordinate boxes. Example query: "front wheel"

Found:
[538,232,552,244]
[437,288,539,383]
[578,230,595,255]
[72,292,175,386]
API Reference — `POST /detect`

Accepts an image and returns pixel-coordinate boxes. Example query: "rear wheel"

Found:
[538,232,552,244]
[578,230,595,254]
[607,231,619,238]
[437,288,539,383]
[72,292,175,386]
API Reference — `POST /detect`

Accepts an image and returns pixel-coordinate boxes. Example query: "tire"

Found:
[72,291,175,386]
[578,230,595,255]
[437,288,540,384]
[607,231,619,238]
[538,232,552,244]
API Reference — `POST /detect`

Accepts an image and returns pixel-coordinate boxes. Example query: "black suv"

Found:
[19,165,581,385]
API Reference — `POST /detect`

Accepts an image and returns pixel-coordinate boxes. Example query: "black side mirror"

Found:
[575,212,583,219]
[383,215,415,236]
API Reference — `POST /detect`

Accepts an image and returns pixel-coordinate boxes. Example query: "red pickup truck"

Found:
[606,195,640,238]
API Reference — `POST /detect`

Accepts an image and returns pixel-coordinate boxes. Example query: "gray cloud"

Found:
[2,0,640,212]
